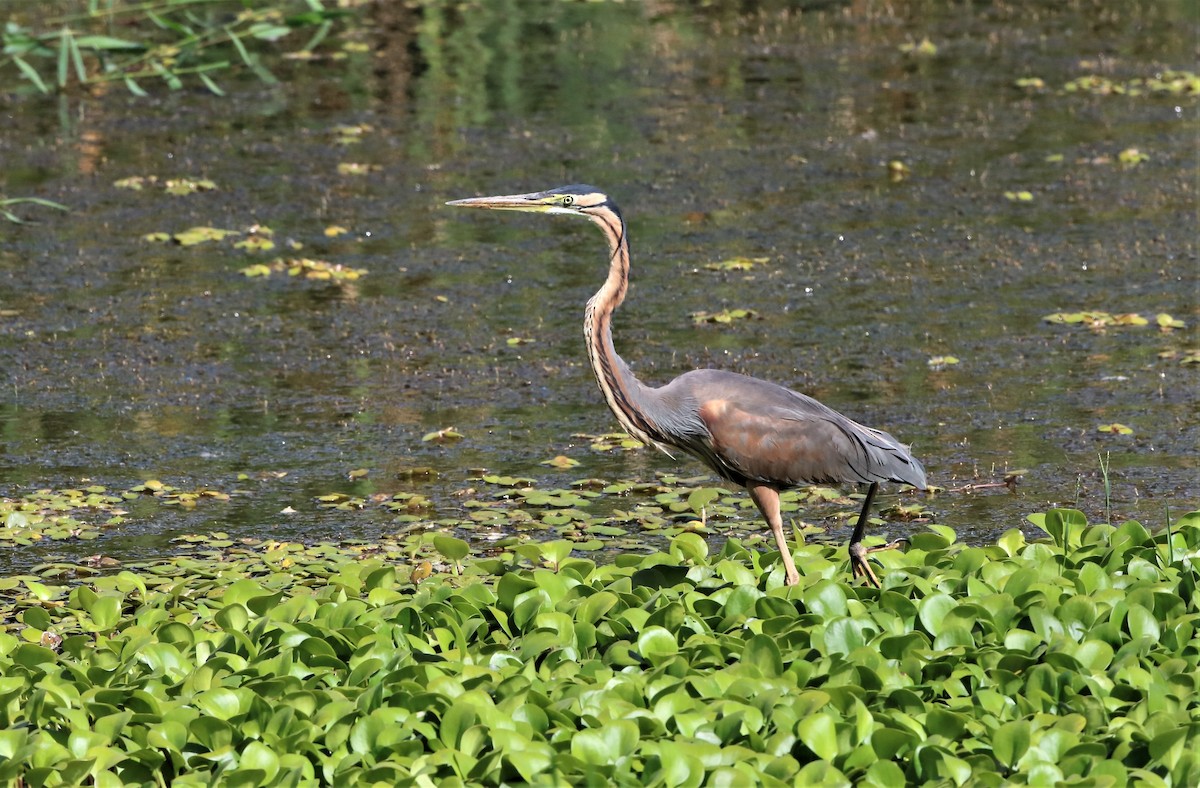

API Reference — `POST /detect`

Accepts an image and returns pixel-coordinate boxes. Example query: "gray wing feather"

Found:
[644,369,926,490]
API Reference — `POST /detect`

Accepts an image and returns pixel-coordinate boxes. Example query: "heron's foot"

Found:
[848,539,908,588]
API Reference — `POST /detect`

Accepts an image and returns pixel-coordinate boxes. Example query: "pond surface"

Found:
[1,0,1196,574]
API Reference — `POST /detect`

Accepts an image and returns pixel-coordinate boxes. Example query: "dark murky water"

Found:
[1,1,1196,573]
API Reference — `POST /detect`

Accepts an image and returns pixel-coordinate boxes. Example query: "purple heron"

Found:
[448,185,926,587]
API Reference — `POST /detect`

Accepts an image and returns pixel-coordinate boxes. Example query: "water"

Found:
[1,0,1196,573]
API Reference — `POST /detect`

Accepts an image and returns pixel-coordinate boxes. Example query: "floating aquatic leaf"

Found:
[173,226,239,246]
[542,455,580,469]
[703,256,768,272]
[239,263,273,277]
[506,337,535,346]
[1156,313,1185,330]
[1064,70,1200,96]
[336,162,377,176]
[1043,310,1174,331]
[117,176,217,195]
[927,355,960,368]
[163,178,217,195]
[1117,147,1149,166]
[1004,190,1034,202]
[396,466,438,480]
[233,234,275,252]
[114,175,154,190]
[1015,77,1045,90]
[240,257,367,281]
[690,308,758,324]
[899,37,937,56]
[141,231,172,242]
[422,426,464,443]
[324,225,349,237]
[1097,423,1133,435]
[577,432,644,452]
[331,123,373,144]
[479,474,535,487]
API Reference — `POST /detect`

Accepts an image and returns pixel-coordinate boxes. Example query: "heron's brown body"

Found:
[448,184,926,587]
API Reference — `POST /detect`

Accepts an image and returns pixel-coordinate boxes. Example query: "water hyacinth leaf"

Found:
[1125,605,1160,642]
[222,578,272,607]
[1033,508,1088,549]
[686,487,721,514]
[194,688,243,721]
[822,617,866,655]
[21,606,52,630]
[996,529,1026,556]
[0,506,1198,782]
[571,721,639,766]
[743,633,784,676]
[237,740,280,782]
[433,535,470,562]
[636,626,678,662]
[992,720,1032,769]
[864,760,908,787]
[214,603,249,633]
[796,713,839,761]
[918,593,956,636]
[670,532,708,564]
[81,594,121,631]
[576,591,619,625]
[537,540,574,568]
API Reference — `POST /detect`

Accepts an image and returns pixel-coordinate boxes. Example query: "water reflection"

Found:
[0,0,1195,572]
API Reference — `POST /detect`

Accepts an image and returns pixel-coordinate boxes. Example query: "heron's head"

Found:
[447,184,618,220]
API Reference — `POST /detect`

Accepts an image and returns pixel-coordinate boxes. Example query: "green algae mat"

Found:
[1,509,1197,786]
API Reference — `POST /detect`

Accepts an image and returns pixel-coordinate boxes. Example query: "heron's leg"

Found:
[846,482,905,588]
[748,484,800,586]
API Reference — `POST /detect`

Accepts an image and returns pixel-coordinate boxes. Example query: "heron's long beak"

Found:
[446,191,544,211]
[446,192,555,213]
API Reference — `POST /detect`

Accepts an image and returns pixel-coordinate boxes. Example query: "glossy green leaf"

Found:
[637,626,679,663]
[433,534,470,561]
[571,720,638,766]
[993,720,1032,769]
[796,713,839,761]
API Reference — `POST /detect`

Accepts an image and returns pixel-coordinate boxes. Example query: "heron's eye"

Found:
[562,195,574,207]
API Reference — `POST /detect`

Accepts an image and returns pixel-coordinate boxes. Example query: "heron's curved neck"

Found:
[583,211,661,446]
